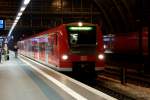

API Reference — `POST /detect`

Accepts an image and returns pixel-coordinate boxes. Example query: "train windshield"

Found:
[67,26,96,46]
[67,26,97,54]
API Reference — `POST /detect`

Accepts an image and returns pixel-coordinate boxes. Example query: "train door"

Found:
[39,37,46,62]
[48,33,58,65]
[29,39,34,58]
[21,41,25,55]
[27,39,32,57]
[45,35,49,64]
[32,38,39,59]
[24,40,27,56]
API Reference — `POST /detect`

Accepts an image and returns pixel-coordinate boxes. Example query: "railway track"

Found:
[65,65,150,99]
[65,71,134,100]
[72,76,135,100]
[91,64,150,100]
[96,75,150,100]
[103,66,150,87]
[93,80,134,100]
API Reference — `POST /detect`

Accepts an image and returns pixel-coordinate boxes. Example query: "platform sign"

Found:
[0,19,5,30]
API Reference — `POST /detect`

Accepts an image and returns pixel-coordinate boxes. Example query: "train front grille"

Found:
[73,62,95,73]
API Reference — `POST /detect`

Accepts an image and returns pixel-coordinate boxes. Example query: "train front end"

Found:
[59,22,105,78]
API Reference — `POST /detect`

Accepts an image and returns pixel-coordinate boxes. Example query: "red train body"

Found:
[104,31,148,56]
[18,22,105,73]
[112,32,148,56]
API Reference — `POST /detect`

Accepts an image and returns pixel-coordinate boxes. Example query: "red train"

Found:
[18,22,105,77]
[104,31,148,56]
[104,28,148,63]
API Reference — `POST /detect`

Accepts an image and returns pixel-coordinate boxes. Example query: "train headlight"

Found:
[62,54,68,60]
[98,54,104,60]
[78,22,83,26]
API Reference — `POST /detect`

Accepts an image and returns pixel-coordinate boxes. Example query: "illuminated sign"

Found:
[0,19,5,30]
[68,26,93,31]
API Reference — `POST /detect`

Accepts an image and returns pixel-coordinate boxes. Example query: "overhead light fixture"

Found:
[16,16,20,20]
[14,22,17,26]
[14,19,18,23]
[18,12,23,17]
[20,6,26,12]
[24,0,31,5]
[8,0,31,37]
[12,23,16,28]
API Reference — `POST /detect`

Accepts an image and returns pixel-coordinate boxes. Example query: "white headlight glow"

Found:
[62,54,68,60]
[98,54,104,60]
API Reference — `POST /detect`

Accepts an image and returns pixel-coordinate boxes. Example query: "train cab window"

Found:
[66,26,97,54]
[67,26,96,46]
[70,33,78,44]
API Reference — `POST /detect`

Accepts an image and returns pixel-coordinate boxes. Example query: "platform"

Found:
[0,51,116,100]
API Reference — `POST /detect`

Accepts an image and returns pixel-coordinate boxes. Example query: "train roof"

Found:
[19,22,97,41]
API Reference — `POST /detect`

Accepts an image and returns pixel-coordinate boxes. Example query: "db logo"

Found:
[81,56,87,61]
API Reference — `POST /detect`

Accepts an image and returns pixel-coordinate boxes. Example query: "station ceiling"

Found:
[0,0,150,41]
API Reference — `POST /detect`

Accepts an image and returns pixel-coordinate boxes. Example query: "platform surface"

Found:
[0,51,116,100]
[0,52,68,100]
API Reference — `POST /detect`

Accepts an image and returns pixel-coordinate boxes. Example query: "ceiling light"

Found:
[8,0,31,37]
[20,6,25,12]
[18,12,23,16]
[16,16,20,20]
[24,0,30,5]
[14,20,18,23]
